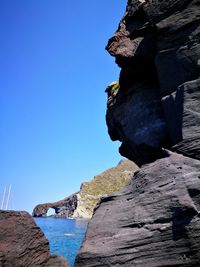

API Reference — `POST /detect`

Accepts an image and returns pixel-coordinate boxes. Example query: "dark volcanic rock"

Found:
[105,0,200,164]
[76,1,200,266]
[105,1,169,166]
[32,194,78,217]
[75,152,200,267]
[106,83,168,166]
[163,78,200,160]
[143,0,197,24]
[0,210,69,267]
[155,0,200,96]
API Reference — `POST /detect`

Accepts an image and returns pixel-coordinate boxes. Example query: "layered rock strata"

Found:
[0,210,69,267]
[76,0,200,266]
[76,152,200,267]
[32,160,138,219]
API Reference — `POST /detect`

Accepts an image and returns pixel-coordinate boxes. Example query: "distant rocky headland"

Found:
[76,0,200,266]
[32,159,138,219]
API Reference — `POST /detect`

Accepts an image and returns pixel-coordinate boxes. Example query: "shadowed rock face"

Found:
[163,78,200,159]
[0,210,69,267]
[105,0,200,165]
[106,84,168,166]
[75,1,200,266]
[75,152,200,267]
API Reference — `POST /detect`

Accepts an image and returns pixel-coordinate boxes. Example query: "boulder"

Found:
[0,210,69,267]
[75,152,200,267]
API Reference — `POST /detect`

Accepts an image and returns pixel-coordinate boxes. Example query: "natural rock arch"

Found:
[32,194,78,218]
[47,208,55,216]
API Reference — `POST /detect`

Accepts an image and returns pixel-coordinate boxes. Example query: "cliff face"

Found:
[0,210,69,267]
[32,159,138,219]
[105,0,200,166]
[76,0,200,266]
[73,159,138,218]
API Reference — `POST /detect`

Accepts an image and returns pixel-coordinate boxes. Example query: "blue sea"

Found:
[34,217,88,267]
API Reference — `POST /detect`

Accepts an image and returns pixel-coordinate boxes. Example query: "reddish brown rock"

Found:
[0,210,69,267]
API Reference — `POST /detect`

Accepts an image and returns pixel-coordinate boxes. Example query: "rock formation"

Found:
[0,210,69,267]
[75,0,200,266]
[76,152,200,267]
[32,160,138,219]
[105,0,200,166]
[32,194,78,218]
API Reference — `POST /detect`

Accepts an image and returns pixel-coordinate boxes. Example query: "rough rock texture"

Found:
[32,194,78,218]
[0,210,69,267]
[76,152,200,267]
[106,83,168,165]
[33,160,138,219]
[76,0,200,266]
[163,78,200,159]
[105,0,200,165]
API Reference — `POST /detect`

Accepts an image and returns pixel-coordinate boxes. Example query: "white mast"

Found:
[1,186,6,210]
[5,185,11,210]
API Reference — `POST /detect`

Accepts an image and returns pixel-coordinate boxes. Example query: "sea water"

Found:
[34,217,88,267]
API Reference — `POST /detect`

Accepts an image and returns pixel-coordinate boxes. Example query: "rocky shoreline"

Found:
[32,159,138,219]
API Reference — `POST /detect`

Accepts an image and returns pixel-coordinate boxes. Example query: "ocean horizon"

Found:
[34,217,88,267]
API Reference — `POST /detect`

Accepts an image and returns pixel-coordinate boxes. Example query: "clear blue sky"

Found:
[0,1,127,213]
